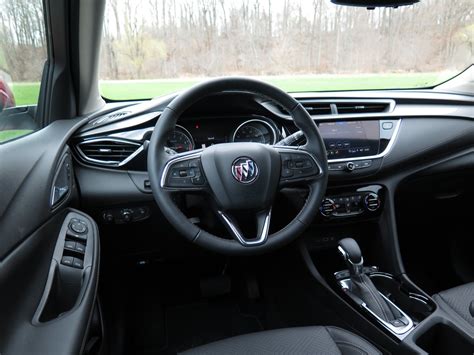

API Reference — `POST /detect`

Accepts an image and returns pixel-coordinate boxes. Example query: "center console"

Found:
[334,238,435,340]
[301,232,474,354]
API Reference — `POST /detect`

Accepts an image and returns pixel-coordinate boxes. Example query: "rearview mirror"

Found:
[331,0,419,8]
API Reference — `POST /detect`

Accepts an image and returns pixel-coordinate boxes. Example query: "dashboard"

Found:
[72,91,473,187]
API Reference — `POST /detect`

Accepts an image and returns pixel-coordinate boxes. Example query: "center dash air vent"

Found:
[301,102,333,115]
[76,138,142,167]
[334,101,392,114]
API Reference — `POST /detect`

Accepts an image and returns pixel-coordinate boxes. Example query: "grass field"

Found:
[11,73,450,106]
[0,129,33,143]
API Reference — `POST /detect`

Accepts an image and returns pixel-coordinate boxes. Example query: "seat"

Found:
[181,326,381,355]
[433,282,474,334]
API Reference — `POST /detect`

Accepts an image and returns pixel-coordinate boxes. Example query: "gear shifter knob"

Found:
[338,238,364,276]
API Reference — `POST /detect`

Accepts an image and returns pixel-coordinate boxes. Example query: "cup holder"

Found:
[369,273,435,325]
[415,323,474,354]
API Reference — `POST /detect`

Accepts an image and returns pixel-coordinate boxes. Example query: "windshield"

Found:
[99,0,473,100]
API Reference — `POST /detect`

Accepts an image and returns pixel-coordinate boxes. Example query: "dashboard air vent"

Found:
[320,198,336,217]
[76,138,142,167]
[301,102,332,115]
[364,193,381,211]
[335,102,391,114]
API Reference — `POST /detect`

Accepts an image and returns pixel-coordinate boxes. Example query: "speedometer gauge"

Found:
[234,125,266,143]
[232,119,277,145]
[166,125,195,153]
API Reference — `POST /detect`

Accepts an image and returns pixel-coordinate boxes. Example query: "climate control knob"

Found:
[364,192,381,211]
[320,198,336,217]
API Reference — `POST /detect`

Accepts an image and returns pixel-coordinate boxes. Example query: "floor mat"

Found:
[163,301,263,354]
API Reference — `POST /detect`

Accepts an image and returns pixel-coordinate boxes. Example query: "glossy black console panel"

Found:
[370,273,435,326]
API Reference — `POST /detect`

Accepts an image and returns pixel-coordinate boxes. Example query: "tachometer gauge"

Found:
[232,119,277,145]
[166,126,195,153]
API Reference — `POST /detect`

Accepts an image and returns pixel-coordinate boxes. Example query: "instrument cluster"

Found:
[165,117,279,153]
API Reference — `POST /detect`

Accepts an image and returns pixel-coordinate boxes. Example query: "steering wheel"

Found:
[148,77,328,255]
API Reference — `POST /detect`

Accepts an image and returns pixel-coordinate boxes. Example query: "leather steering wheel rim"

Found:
[147,77,328,255]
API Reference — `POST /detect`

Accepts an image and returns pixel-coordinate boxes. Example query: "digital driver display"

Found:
[319,120,380,159]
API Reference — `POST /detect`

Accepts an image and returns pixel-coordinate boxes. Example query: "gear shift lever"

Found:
[337,238,398,322]
[338,238,364,277]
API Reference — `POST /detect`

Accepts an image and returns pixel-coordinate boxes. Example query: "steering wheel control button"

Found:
[280,152,319,181]
[166,157,206,188]
[281,168,294,178]
[69,219,88,234]
[191,175,205,185]
[72,258,84,269]
[61,256,74,267]
[231,157,259,184]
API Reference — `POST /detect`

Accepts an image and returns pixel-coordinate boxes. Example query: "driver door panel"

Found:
[0,118,100,354]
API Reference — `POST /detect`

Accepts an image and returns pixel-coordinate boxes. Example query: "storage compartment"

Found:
[370,273,435,325]
[416,323,474,354]
[39,263,84,322]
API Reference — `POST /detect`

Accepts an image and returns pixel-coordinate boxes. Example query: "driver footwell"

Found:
[99,248,350,355]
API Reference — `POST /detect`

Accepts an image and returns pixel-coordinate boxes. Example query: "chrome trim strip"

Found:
[217,208,272,247]
[232,119,278,145]
[76,137,143,167]
[160,150,203,188]
[327,119,402,163]
[79,111,160,137]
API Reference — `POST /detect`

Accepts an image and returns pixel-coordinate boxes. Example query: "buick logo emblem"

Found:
[232,157,259,184]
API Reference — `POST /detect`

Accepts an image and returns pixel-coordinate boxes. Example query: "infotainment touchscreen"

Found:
[318,120,380,159]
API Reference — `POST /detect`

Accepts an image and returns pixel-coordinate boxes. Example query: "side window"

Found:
[0,0,47,144]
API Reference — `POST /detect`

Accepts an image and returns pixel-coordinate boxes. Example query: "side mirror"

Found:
[330,0,419,9]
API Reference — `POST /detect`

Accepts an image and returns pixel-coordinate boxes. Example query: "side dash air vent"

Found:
[76,138,142,167]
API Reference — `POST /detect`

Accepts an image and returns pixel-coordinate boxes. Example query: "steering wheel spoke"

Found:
[160,150,208,191]
[275,146,324,186]
[217,208,272,247]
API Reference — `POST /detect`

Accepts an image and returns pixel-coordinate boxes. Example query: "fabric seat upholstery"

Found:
[433,282,474,334]
[181,326,381,355]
